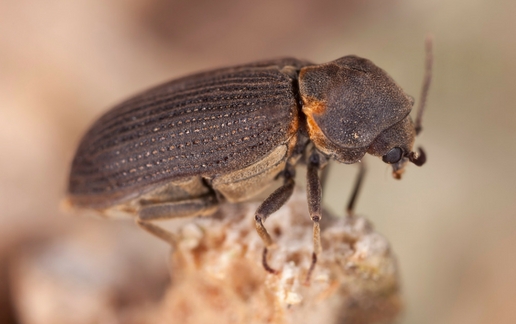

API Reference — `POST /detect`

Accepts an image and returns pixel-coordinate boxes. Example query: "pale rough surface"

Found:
[10,188,401,324]
[159,187,402,324]
[9,223,169,324]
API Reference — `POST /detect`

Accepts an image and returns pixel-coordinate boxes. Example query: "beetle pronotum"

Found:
[67,37,433,275]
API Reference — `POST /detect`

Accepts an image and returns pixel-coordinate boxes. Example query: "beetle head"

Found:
[300,37,432,179]
[370,36,432,178]
[366,115,426,179]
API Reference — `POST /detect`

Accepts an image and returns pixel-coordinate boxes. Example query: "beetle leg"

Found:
[320,160,331,191]
[305,149,328,283]
[346,161,366,217]
[136,221,179,247]
[254,170,295,274]
[136,195,218,247]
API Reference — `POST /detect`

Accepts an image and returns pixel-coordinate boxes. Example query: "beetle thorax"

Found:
[299,56,414,164]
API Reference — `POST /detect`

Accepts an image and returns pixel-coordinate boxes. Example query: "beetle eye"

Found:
[382,147,403,164]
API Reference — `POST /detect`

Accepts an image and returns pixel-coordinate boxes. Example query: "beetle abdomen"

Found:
[68,59,310,208]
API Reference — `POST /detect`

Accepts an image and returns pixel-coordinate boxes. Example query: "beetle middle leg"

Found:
[136,195,218,246]
[254,166,296,274]
[305,148,329,283]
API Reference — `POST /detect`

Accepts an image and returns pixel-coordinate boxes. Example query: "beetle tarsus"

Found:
[253,171,296,273]
[305,252,318,284]
[262,248,279,274]
[254,214,273,247]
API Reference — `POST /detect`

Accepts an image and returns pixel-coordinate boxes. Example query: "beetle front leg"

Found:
[136,195,218,247]
[254,167,295,274]
[305,149,328,283]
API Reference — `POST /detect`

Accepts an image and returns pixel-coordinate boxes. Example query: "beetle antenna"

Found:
[414,34,434,135]
[408,147,427,166]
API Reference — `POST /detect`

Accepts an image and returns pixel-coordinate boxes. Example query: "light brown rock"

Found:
[159,188,402,324]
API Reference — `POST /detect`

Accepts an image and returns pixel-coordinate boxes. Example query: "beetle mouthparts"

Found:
[393,168,405,180]
[391,157,407,180]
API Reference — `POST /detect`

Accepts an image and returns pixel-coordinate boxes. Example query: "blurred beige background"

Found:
[1,0,516,323]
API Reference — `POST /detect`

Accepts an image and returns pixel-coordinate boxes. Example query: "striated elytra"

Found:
[67,39,432,276]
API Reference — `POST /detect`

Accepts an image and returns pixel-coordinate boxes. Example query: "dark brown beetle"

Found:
[67,38,433,274]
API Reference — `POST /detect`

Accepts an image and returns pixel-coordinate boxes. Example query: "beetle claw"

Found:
[262,248,279,274]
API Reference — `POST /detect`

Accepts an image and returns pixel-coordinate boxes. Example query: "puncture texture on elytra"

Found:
[69,58,309,209]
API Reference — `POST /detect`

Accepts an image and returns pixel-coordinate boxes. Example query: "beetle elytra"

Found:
[67,38,433,274]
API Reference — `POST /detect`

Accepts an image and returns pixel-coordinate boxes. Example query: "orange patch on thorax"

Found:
[301,95,329,151]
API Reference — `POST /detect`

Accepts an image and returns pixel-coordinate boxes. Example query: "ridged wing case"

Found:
[68,58,311,208]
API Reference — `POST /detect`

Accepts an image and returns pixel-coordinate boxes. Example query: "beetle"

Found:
[67,38,432,274]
